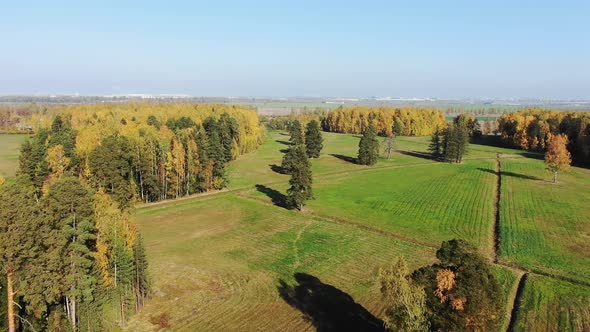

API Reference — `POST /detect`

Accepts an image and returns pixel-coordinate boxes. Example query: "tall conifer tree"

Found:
[304,120,323,158]
[0,177,40,332]
[287,145,313,211]
[357,123,380,165]
[289,120,304,145]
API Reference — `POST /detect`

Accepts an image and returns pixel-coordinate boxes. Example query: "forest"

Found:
[497,109,590,165]
[20,103,264,204]
[0,103,265,331]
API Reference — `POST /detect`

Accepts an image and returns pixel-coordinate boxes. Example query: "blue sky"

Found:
[1,0,589,98]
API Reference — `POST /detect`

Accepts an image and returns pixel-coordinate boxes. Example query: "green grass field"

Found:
[500,157,590,283]
[514,275,590,331]
[127,195,437,330]
[0,130,588,331]
[0,134,27,180]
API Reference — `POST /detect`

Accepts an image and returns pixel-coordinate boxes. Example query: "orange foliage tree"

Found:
[545,134,572,183]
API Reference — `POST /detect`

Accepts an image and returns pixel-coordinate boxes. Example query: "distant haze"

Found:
[1,1,589,99]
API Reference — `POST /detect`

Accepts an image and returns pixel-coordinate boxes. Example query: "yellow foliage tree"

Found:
[545,134,572,183]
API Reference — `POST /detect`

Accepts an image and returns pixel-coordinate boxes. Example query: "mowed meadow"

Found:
[125,131,590,331]
[0,130,588,331]
[0,134,27,180]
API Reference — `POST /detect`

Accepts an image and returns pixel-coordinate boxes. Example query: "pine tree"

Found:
[89,135,134,210]
[304,120,323,158]
[218,113,239,162]
[428,129,442,159]
[281,147,295,174]
[545,134,572,183]
[289,120,304,145]
[442,120,469,163]
[287,145,312,211]
[357,123,380,165]
[41,176,97,331]
[203,117,227,186]
[132,235,149,311]
[0,177,41,332]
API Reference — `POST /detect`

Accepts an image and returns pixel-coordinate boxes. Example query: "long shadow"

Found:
[330,153,357,164]
[269,164,288,175]
[276,139,293,146]
[277,273,385,332]
[255,184,288,208]
[477,168,540,180]
[398,150,434,161]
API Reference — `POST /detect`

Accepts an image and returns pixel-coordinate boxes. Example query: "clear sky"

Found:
[1,0,589,98]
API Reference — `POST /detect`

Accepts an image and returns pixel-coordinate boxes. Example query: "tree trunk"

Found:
[6,270,16,332]
[70,298,76,331]
[554,171,558,183]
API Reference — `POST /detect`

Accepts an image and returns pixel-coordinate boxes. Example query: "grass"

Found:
[247,159,497,256]
[1,130,589,331]
[0,134,27,180]
[127,195,436,331]
[514,275,590,331]
[132,130,590,331]
[499,157,590,283]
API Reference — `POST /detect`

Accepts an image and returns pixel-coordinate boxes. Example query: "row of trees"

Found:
[497,109,590,165]
[429,115,472,163]
[379,240,503,331]
[0,175,148,331]
[280,120,323,210]
[322,106,447,136]
[20,104,264,206]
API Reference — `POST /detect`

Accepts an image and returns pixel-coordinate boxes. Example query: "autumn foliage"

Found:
[497,109,590,165]
[22,103,264,204]
[322,106,447,136]
[544,134,572,183]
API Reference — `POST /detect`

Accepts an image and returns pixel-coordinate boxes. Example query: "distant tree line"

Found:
[497,109,590,165]
[21,104,264,205]
[261,108,326,131]
[322,106,447,136]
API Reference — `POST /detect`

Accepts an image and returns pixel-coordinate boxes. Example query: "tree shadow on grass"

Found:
[330,154,357,164]
[397,150,434,161]
[277,273,385,332]
[477,168,540,180]
[255,184,288,208]
[276,140,293,146]
[269,164,288,175]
